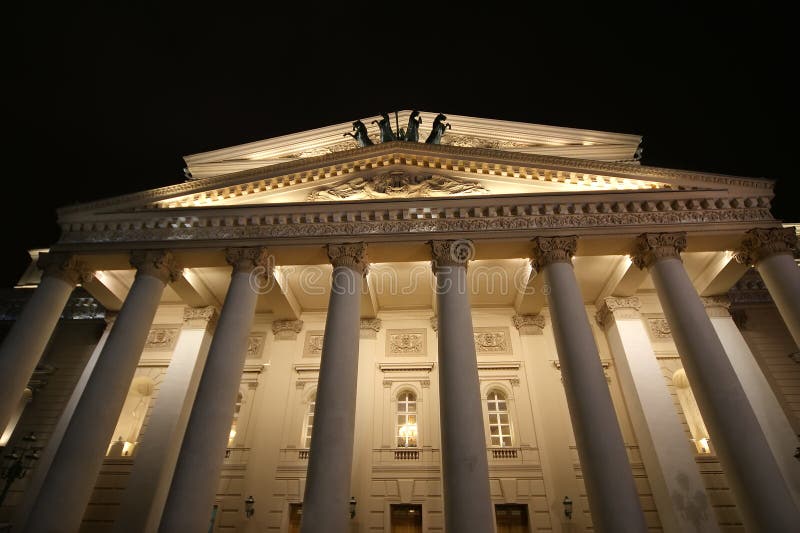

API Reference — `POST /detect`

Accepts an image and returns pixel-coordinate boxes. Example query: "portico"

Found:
[1,111,798,533]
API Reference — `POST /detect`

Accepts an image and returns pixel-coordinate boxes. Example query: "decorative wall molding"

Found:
[386,329,427,356]
[648,318,672,339]
[512,314,545,335]
[57,193,773,246]
[553,360,611,380]
[728,269,773,305]
[303,331,325,357]
[473,327,512,355]
[247,334,266,358]
[272,319,304,340]
[144,326,180,351]
[308,172,487,201]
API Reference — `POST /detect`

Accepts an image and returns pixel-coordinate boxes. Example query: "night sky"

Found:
[4,5,795,288]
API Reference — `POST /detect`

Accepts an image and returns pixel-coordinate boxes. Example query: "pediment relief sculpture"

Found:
[307,172,488,201]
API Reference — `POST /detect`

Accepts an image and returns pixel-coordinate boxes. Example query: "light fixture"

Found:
[563,496,573,520]
[244,495,255,519]
[349,496,357,519]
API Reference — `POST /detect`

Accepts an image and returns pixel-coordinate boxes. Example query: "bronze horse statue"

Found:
[343,120,374,147]
[425,113,451,144]
[404,110,422,142]
[373,112,396,143]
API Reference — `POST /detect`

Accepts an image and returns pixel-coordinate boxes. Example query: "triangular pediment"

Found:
[56,121,772,223]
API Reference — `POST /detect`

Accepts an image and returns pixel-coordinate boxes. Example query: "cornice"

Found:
[57,142,773,219]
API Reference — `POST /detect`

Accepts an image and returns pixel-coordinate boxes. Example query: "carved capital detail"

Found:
[272,319,304,336]
[326,242,369,274]
[225,247,271,274]
[429,239,474,271]
[701,296,731,318]
[631,232,687,269]
[183,306,218,330]
[130,250,181,283]
[430,316,438,332]
[530,236,577,271]
[595,296,642,328]
[736,227,798,265]
[37,252,94,286]
[512,314,545,335]
[360,318,382,332]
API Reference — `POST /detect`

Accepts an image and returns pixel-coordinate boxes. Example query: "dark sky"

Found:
[3,4,795,288]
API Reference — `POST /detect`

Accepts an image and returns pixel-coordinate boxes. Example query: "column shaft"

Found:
[757,253,800,346]
[160,249,266,533]
[114,307,216,533]
[302,245,365,533]
[0,254,90,431]
[544,261,646,532]
[24,252,177,533]
[638,231,800,531]
[599,298,718,533]
[431,240,494,533]
[301,243,366,533]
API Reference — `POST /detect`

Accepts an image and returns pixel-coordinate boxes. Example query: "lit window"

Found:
[396,391,418,448]
[487,390,512,447]
[673,369,712,454]
[302,394,316,448]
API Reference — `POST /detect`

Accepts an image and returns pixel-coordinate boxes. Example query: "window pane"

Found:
[499,414,509,424]
[491,436,500,446]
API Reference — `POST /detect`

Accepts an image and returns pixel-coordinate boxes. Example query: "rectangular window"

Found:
[495,504,529,533]
[391,504,422,533]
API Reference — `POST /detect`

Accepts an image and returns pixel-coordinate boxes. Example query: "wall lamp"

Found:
[349,496,357,518]
[244,495,255,519]
[563,496,573,520]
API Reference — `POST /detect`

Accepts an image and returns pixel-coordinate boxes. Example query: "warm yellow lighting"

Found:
[229,428,237,441]
[398,423,417,439]
[623,254,633,268]
[122,441,136,456]
[693,437,711,454]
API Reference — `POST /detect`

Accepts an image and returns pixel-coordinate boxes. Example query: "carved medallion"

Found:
[144,327,179,351]
[473,327,512,354]
[387,329,426,356]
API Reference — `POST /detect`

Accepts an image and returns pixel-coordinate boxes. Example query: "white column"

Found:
[633,232,800,531]
[23,251,179,533]
[702,297,800,507]
[738,227,800,347]
[0,253,92,432]
[11,313,115,533]
[532,236,646,533]
[113,306,218,533]
[301,243,367,533]
[430,240,494,533]
[597,297,718,533]
[160,248,268,533]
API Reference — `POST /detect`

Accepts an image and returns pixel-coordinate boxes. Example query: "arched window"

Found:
[302,393,316,448]
[487,390,512,447]
[673,369,712,454]
[396,391,418,448]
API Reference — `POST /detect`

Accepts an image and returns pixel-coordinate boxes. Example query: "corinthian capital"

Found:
[37,252,94,286]
[326,242,369,274]
[735,227,798,265]
[429,239,475,271]
[595,296,642,328]
[631,232,687,269]
[130,250,181,283]
[530,236,577,272]
[225,247,272,274]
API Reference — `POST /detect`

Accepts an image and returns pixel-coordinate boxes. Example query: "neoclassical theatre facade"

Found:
[0,111,799,533]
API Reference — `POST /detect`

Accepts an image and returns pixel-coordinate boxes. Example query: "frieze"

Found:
[57,142,772,217]
[307,172,487,201]
[59,203,773,246]
[473,327,512,355]
[387,329,426,356]
[144,327,180,351]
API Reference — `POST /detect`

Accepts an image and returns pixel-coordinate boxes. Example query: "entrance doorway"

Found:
[288,503,302,533]
[390,504,422,533]
[495,504,530,533]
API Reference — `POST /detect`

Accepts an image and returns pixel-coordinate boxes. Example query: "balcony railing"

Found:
[394,449,420,460]
[490,447,519,459]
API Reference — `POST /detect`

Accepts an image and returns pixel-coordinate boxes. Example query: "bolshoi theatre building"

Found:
[0,111,798,533]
